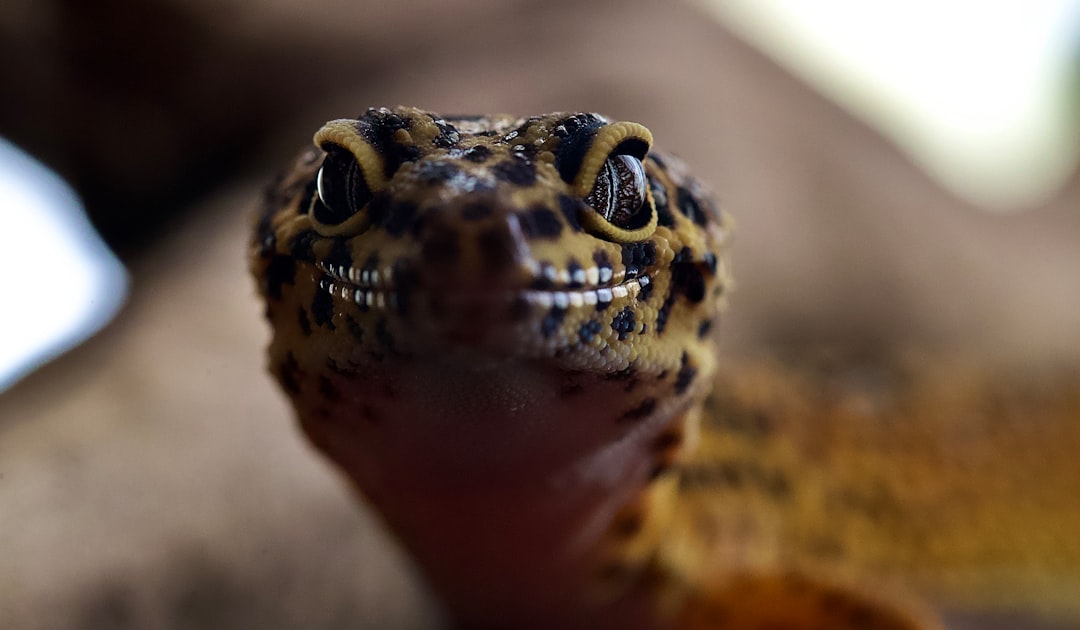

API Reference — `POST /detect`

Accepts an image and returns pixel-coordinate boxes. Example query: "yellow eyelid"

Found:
[571,121,654,198]
[312,119,388,192]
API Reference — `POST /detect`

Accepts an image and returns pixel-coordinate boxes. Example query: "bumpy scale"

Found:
[250,107,1080,629]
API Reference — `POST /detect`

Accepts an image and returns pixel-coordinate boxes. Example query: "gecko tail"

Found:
[675,572,943,630]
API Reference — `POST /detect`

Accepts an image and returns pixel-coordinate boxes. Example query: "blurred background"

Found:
[1,0,1078,628]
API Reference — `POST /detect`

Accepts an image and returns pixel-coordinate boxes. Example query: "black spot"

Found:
[297,308,311,336]
[592,249,612,268]
[605,367,636,382]
[676,186,709,226]
[679,461,741,491]
[328,357,363,376]
[709,404,774,438]
[383,112,408,131]
[612,510,644,536]
[678,461,791,502]
[324,238,353,271]
[554,114,606,183]
[343,315,365,343]
[375,318,397,354]
[254,211,276,256]
[509,116,543,140]
[650,178,675,227]
[656,292,675,333]
[541,307,567,337]
[557,194,584,232]
[566,260,584,289]
[289,230,317,263]
[281,175,311,213]
[596,290,614,312]
[611,307,636,340]
[311,281,335,329]
[369,198,419,237]
[421,225,460,265]
[518,205,563,239]
[674,352,696,394]
[360,253,380,273]
[415,160,461,184]
[697,319,713,338]
[653,429,683,451]
[532,262,557,290]
[353,108,423,177]
[318,376,341,402]
[638,278,654,302]
[672,264,706,303]
[463,145,492,163]
[431,117,460,148]
[493,156,537,186]
[719,462,745,488]
[462,202,493,221]
[392,259,417,316]
[828,485,900,522]
[277,352,302,395]
[578,319,603,344]
[766,473,792,500]
[619,398,657,423]
[648,463,671,480]
[262,255,296,300]
[703,252,718,275]
[478,227,517,269]
[621,241,656,278]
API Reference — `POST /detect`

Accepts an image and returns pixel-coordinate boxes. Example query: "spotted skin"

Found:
[251,107,1080,630]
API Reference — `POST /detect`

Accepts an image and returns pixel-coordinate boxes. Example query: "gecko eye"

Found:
[561,119,658,242]
[584,154,652,231]
[313,146,372,226]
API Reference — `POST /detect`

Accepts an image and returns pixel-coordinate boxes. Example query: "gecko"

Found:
[249,106,1080,629]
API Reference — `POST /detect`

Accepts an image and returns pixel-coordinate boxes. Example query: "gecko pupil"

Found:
[585,154,651,230]
[314,146,371,225]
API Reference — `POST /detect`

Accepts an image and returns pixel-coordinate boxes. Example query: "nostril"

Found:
[415,160,463,185]
[415,213,532,289]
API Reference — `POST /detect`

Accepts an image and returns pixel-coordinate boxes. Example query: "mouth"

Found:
[314,259,653,315]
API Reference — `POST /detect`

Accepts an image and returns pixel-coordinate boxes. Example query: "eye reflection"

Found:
[585,154,651,230]
[313,146,371,225]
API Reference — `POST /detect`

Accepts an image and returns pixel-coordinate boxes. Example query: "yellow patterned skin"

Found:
[250,107,1080,630]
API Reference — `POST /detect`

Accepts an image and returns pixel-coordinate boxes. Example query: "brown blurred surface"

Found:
[1,0,1078,628]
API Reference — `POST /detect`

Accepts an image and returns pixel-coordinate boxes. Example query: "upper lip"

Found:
[315,259,645,295]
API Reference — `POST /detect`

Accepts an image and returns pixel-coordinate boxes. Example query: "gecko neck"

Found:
[293,353,698,628]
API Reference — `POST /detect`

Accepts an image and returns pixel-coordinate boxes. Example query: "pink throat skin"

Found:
[292,354,683,629]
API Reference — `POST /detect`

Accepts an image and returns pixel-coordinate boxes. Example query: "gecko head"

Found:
[252,106,732,378]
